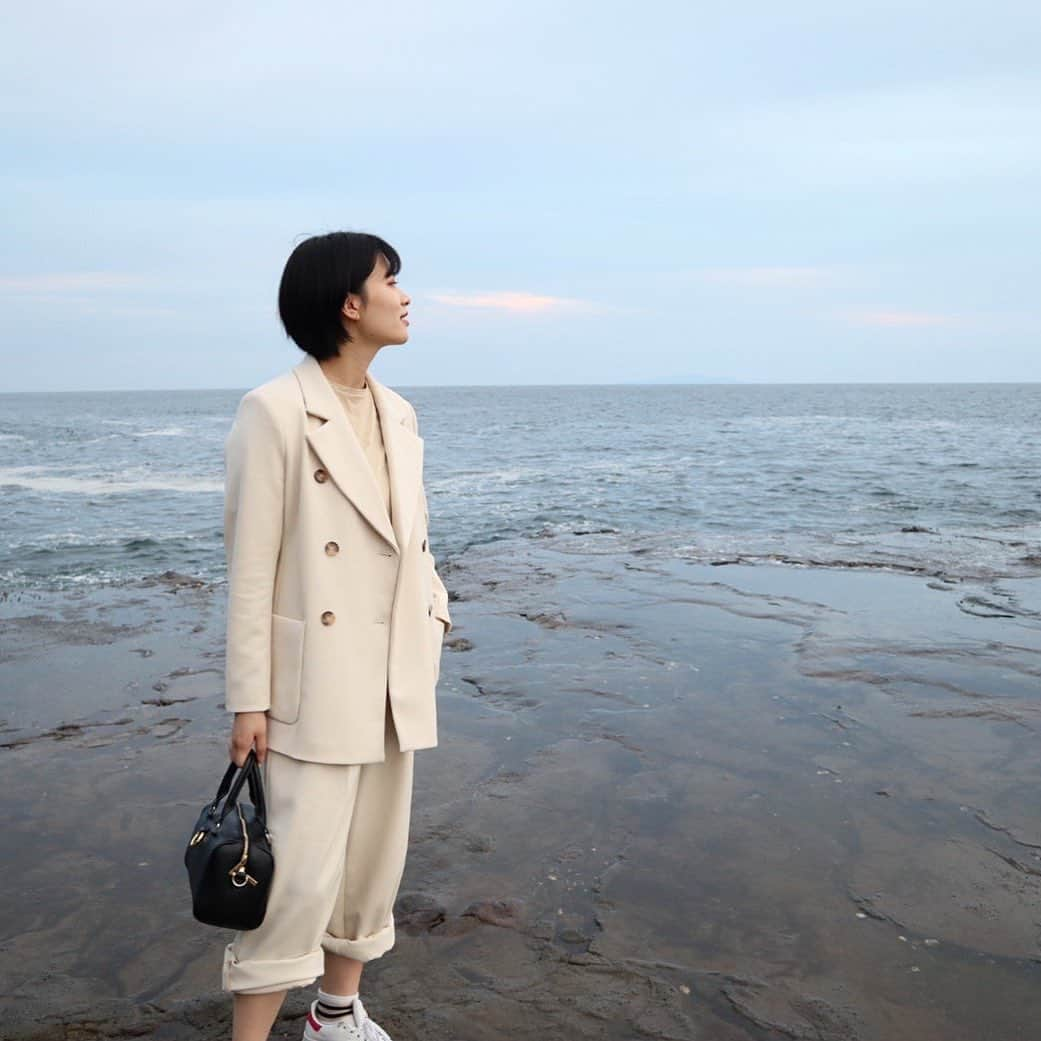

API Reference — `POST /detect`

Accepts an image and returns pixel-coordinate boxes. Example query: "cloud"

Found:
[691,266,839,288]
[0,272,156,294]
[840,310,960,328]
[425,290,608,314]
[690,74,1041,192]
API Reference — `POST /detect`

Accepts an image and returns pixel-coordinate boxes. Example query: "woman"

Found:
[220,231,453,1041]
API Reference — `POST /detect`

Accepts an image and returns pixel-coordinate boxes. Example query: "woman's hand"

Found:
[229,710,268,766]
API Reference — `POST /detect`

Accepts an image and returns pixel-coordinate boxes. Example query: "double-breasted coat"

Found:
[222,352,453,764]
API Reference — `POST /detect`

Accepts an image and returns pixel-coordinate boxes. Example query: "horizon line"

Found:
[3,379,1041,395]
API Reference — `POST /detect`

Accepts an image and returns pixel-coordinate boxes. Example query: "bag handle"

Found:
[212,757,240,808]
[246,755,267,824]
[213,750,268,826]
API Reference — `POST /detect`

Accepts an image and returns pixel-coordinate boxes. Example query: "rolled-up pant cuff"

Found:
[321,917,395,963]
[222,943,324,994]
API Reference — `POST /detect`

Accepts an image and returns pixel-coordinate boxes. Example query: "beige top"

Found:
[326,375,393,524]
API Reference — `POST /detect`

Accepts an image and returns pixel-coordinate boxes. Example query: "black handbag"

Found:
[184,749,275,930]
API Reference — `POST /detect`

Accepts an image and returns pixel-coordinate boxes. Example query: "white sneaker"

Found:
[302,996,394,1041]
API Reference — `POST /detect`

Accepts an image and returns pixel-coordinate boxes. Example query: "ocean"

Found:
[4,378,1041,1038]
[2,380,1040,592]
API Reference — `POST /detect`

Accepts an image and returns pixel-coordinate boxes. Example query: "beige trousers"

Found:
[222,701,415,994]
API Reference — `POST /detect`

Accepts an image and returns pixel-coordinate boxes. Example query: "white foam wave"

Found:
[77,434,123,445]
[0,468,222,494]
[17,528,207,549]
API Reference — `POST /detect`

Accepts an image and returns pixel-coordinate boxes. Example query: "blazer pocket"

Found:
[430,610,445,684]
[269,612,306,724]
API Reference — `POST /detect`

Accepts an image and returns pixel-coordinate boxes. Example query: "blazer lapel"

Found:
[368,371,423,556]
[292,354,422,556]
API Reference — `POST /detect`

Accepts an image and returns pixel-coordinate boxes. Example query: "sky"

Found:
[2,1,1039,391]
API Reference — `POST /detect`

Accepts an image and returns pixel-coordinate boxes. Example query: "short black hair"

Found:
[277,231,402,360]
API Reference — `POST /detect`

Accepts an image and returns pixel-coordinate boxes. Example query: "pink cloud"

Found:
[426,291,603,314]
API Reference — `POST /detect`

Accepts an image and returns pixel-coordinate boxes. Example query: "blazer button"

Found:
[422,538,427,552]
[324,541,339,556]
[428,604,433,617]
[321,610,336,625]
[314,467,329,483]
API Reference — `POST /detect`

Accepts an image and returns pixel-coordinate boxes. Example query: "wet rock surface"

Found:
[2,534,1041,1039]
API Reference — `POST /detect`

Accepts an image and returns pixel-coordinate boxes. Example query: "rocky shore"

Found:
[2,534,1041,1040]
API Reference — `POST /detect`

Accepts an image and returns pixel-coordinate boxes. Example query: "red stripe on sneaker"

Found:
[307,1011,323,1031]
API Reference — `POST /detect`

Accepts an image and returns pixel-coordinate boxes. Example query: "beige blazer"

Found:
[222,352,453,764]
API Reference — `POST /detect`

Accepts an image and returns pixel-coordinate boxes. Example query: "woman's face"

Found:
[345,253,411,346]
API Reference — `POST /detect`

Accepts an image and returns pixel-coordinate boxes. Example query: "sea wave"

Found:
[0,469,222,495]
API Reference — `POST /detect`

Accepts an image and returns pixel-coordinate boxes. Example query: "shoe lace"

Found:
[349,998,391,1041]
[361,1021,392,1041]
